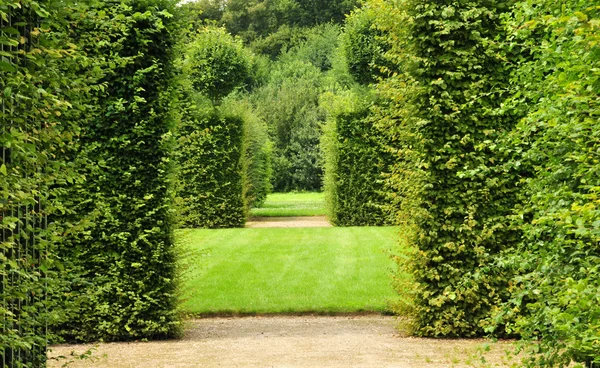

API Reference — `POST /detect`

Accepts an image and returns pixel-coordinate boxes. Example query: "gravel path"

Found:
[48,316,515,368]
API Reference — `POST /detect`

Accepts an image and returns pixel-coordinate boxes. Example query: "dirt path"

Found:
[246,216,332,228]
[48,316,516,368]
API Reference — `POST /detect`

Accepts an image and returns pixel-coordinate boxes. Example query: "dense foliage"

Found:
[176,106,247,228]
[185,0,359,44]
[371,0,518,337]
[0,0,84,364]
[182,26,250,103]
[341,4,391,85]
[238,100,273,208]
[56,0,181,342]
[492,2,600,366]
[176,27,250,228]
[322,91,393,226]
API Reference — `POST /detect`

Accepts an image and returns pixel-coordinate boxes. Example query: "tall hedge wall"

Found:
[375,0,517,337]
[57,0,181,342]
[176,105,247,228]
[495,1,600,366]
[0,0,86,364]
[322,92,393,227]
[175,27,250,228]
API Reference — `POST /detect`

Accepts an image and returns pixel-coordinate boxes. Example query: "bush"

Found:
[182,26,250,103]
[253,59,325,192]
[341,4,392,85]
[176,104,247,228]
[492,2,600,366]
[56,0,181,342]
[372,0,518,337]
[322,90,394,226]
[0,0,84,364]
[229,99,273,209]
[175,26,251,228]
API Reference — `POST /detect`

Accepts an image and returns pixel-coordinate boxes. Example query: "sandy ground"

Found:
[48,316,518,368]
[246,216,332,228]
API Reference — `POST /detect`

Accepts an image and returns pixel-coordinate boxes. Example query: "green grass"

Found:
[249,192,326,217]
[180,226,405,315]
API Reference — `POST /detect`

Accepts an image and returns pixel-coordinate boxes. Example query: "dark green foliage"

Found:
[492,2,600,366]
[253,59,325,192]
[189,0,359,44]
[236,101,273,208]
[57,0,181,342]
[0,0,86,364]
[182,26,250,103]
[322,92,394,226]
[176,106,247,228]
[342,4,392,85]
[175,27,251,228]
[375,0,518,337]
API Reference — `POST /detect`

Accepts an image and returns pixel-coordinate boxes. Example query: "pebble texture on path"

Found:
[49,316,515,368]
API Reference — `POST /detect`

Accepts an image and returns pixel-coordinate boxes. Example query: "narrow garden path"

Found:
[49,316,514,368]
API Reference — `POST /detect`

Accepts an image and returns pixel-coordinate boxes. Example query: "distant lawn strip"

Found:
[249,192,326,217]
[180,227,406,315]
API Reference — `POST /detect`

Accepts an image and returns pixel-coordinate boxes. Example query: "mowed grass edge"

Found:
[249,192,326,217]
[179,226,407,316]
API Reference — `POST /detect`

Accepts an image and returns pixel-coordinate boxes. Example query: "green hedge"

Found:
[0,0,85,364]
[322,92,393,226]
[175,27,250,228]
[57,0,181,342]
[493,2,600,366]
[341,4,391,85]
[176,105,247,228]
[373,0,517,337]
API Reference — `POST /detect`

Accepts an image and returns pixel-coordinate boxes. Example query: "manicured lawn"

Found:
[249,192,326,217]
[180,226,406,315]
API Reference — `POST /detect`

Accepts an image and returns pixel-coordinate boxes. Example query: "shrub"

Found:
[175,104,247,228]
[229,99,273,209]
[492,2,600,366]
[56,0,181,342]
[0,0,88,363]
[341,4,392,85]
[182,26,250,104]
[253,59,325,192]
[322,90,394,226]
[373,0,518,337]
[175,27,251,228]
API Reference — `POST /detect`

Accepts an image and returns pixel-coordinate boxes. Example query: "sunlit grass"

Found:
[249,192,326,217]
[180,226,406,315]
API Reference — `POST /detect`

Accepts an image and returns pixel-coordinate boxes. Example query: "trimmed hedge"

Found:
[57,0,181,342]
[0,1,83,364]
[182,26,250,104]
[493,2,600,366]
[322,92,393,226]
[373,0,517,337]
[176,105,247,228]
[175,27,250,228]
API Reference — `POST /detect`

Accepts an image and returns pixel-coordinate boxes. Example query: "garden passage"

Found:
[2,0,599,367]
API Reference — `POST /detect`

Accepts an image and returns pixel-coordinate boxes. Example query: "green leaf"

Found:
[0,60,16,72]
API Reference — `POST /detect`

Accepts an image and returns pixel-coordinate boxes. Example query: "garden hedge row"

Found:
[493,2,600,366]
[176,105,247,228]
[175,27,251,228]
[57,0,181,342]
[372,0,518,337]
[0,0,86,364]
[322,92,393,227]
[368,0,599,365]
